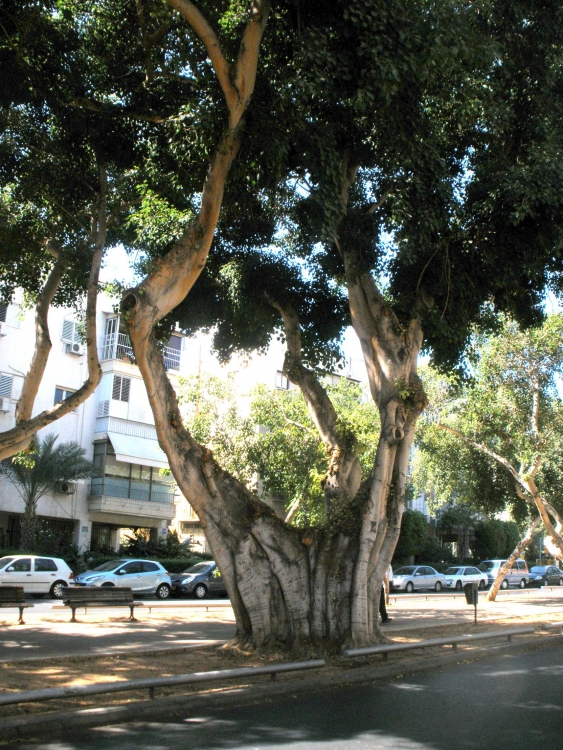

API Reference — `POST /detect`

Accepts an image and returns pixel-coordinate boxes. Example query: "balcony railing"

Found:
[99,333,181,371]
[90,476,175,504]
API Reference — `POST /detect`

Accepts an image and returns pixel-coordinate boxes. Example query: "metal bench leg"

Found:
[129,606,137,622]
[70,607,78,623]
[18,607,25,625]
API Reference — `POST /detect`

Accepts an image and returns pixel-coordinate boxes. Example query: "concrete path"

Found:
[1,590,562,662]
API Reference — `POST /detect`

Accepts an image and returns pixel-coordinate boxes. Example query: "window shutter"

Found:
[0,374,12,398]
[97,400,110,417]
[62,318,79,343]
[112,375,131,402]
[112,375,122,400]
[121,377,130,402]
[0,303,7,323]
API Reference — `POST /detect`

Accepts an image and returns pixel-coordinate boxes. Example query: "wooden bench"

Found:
[62,587,144,622]
[0,586,34,625]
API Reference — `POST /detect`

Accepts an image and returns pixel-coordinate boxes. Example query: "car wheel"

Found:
[156,583,171,600]
[501,579,508,590]
[50,581,68,599]
[478,579,486,590]
[519,579,526,589]
[455,580,462,591]
[101,582,114,587]
[559,578,563,587]
[193,583,208,599]
[435,581,443,592]
[405,582,414,594]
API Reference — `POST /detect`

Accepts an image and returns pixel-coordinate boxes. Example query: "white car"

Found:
[0,555,73,598]
[443,565,488,591]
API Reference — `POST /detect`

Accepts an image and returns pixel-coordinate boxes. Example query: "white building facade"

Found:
[0,293,368,554]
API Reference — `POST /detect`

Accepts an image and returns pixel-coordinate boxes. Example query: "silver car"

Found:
[477,559,529,589]
[391,565,447,593]
[74,559,172,599]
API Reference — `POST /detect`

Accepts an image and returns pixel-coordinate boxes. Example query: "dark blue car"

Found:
[170,561,228,599]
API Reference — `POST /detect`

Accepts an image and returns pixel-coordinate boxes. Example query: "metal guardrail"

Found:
[0,659,326,707]
[343,626,536,659]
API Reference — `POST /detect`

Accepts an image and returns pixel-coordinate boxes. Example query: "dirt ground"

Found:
[1,612,562,721]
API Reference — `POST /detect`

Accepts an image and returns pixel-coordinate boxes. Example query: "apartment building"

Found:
[0,292,369,553]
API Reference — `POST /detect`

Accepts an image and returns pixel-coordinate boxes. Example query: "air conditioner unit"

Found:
[65,342,84,355]
[0,321,7,336]
[0,397,9,412]
[55,481,76,494]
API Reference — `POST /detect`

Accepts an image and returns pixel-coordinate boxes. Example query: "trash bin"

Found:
[464,581,478,605]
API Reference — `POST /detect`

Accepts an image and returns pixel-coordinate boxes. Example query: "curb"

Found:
[3,633,563,744]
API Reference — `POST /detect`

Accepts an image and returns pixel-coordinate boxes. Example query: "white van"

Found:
[0,555,73,598]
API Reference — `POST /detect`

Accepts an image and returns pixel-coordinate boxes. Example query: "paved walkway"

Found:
[0,590,562,662]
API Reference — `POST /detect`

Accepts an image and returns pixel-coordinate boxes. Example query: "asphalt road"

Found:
[17,642,563,750]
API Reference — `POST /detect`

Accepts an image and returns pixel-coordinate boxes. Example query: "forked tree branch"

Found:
[0,165,107,460]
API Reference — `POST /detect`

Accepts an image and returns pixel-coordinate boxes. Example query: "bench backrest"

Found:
[63,587,134,604]
[0,586,26,604]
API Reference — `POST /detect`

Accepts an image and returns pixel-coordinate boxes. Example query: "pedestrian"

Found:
[379,564,393,624]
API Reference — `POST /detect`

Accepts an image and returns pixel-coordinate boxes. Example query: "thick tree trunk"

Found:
[20,500,38,552]
[486,515,541,601]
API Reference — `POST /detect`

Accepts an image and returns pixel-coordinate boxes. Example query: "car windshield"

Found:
[478,562,496,572]
[183,562,214,574]
[530,566,547,573]
[92,560,127,572]
[394,567,416,576]
[444,568,463,575]
[0,557,14,570]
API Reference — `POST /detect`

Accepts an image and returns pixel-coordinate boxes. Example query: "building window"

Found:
[112,375,131,402]
[61,317,81,344]
[0,373,13,398]
[275,370,290,390]
[0,303,6,323]
[54,387,77,413]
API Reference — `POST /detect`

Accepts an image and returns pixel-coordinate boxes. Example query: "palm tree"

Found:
[0,434,94,550]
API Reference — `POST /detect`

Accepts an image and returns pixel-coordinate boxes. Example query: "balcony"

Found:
[90,476,176,522]
[88,495,176,521]
[99,333,181,372]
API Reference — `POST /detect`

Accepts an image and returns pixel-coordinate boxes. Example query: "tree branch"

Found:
[165,0,235,112]
[15,245,69,424]
[437,422,525,488]
[266,294,361,509]
[0,165,107,460]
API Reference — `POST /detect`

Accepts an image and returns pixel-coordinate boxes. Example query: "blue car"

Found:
[74,559,172,599]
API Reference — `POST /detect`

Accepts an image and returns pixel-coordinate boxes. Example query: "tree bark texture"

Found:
[20,499,38,552]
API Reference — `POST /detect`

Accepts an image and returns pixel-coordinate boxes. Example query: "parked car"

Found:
[527,565,563,587]
[477,559,529,589]
[443,566,488,591]
[74,559,172,599]
[391,565,446,593]
[171,561,227,599]
[0,555,73,598]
